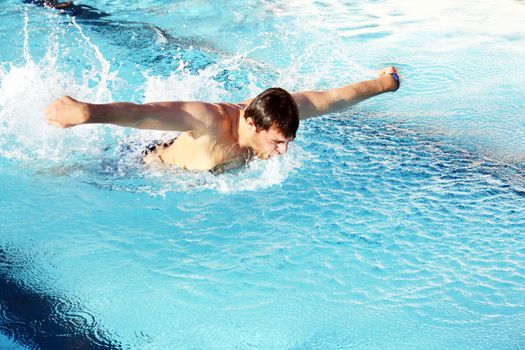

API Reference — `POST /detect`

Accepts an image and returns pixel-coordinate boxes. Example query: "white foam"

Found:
[0,10,116,163]
[136,145,308,196]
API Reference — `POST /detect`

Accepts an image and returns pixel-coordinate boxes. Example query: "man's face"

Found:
[251,125,294,159]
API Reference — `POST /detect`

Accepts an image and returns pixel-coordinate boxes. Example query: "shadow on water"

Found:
[0,245,122,350]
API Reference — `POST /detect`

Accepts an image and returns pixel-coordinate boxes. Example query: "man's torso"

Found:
[143,103,249,171]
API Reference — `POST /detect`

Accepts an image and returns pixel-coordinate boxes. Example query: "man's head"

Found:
[244,87,299,159]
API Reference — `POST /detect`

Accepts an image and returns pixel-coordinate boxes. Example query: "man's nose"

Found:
[277,142,288,155]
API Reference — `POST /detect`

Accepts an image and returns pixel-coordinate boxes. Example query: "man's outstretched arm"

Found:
[293,66,400,120]
[45,96,223,132]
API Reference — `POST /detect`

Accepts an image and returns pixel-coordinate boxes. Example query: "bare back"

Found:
[144,103,249,171]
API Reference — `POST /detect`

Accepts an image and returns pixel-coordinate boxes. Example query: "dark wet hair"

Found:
[244,87,299,138]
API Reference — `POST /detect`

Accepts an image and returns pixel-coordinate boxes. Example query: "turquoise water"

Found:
[1,0,525,349]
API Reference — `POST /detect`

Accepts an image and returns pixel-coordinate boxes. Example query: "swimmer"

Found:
[44,0,73,9]
[24,0,109,19]
[23,0,73,10]
[46,66,401,171]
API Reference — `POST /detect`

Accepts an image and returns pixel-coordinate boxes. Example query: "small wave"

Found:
[0,244,125,349]
[399,63,462,96]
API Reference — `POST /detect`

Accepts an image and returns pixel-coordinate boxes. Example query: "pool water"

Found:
[1,0,525,349]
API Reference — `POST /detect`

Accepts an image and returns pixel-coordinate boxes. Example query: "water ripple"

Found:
[0,245,124,349]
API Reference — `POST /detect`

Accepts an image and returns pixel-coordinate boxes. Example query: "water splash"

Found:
[70,17,116,102]
[0,8,117,163]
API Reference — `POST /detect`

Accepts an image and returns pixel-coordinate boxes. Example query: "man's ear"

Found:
[246,117,257,132]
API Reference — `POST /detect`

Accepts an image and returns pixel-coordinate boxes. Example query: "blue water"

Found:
[1,0,525,349]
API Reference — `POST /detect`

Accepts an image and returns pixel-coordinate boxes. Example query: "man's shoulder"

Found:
[203,102,242,139]
[215,102,244,115]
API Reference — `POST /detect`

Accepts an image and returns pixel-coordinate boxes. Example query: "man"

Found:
[46,66,400,172]
[44,0,72,9]
[25,0,109,19]
[23,0,73,9]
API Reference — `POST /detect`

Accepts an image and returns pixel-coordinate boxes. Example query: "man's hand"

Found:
[376,66,401,92]
[46,96,90,128]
